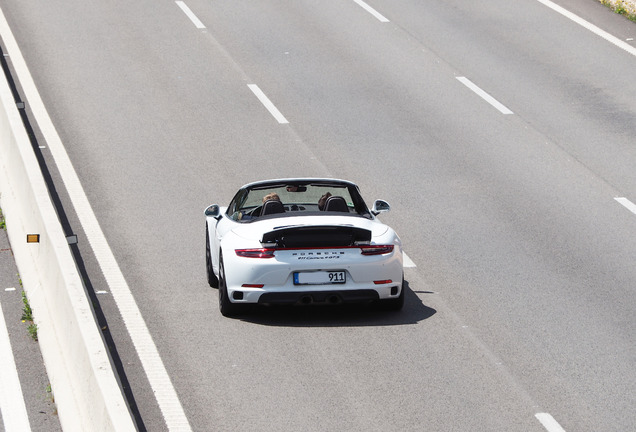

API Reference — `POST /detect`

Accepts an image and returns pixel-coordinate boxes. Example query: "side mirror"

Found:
[204,204,221,219]
[371,199,390,216]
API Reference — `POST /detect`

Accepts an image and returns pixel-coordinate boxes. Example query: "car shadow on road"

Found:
[238,280,436,327]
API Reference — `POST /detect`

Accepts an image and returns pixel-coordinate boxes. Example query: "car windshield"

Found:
[228,181,371,222]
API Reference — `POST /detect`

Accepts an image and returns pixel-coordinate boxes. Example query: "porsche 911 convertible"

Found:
[205,178,404,316]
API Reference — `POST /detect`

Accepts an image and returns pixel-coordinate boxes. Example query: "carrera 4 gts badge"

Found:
[293,251,344,260]
[296,255,341,260]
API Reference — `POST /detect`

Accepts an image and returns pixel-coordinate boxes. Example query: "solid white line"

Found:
[248,84,289,124]
[0,302,32,432]
[175,1,206,29]
[615,197,636,215]
[535,413,567,432]
[0,9,193,432]
[536,0,636,58]
[352,0,390,22]
[403,252,416,268]
[456,77,514,115]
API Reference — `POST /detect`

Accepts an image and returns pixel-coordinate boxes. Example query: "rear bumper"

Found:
[228,280,402,305]
[257,289,379,305]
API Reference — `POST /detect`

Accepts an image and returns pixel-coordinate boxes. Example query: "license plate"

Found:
[294,271,346,285]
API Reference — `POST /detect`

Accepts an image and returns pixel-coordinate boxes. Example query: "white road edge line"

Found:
[535,413,567,432]
[248,84,289,124]
[352,0,390,22]
[456,77,514,115]
[0,10,193,432]
[536,0,636,57]
[175,1,206,29]
[0,301,32,432]
[615,197,636,215]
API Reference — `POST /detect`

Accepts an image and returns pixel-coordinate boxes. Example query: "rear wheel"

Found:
[378,277,405,311]
[218,256,248,317]
[206,227,218,288]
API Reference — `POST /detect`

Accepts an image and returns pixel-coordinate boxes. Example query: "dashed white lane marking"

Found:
[4,288,16,292]
[535,413,567,432]
[456,77,514,115]
[248,84,289,124]
[0,302,32,432]
[352,0,390,22]
[536,0,636,58]
[0,9,193,431]
[175,1,206,29]
[615,197,636,215]
[403,252,416,268]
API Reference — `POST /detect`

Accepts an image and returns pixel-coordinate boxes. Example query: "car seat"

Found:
[324,196,349,212]
[261,199,285,216]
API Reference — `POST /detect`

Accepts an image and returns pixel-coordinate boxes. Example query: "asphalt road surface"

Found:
[0,0,635,431]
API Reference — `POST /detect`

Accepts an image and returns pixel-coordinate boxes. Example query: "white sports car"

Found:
[205,178,404,316]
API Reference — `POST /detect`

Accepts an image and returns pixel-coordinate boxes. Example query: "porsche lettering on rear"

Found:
[292,252,345,256]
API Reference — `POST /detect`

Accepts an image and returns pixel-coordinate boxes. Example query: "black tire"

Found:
[378,277,405,311]
[206,227,219,288]
[218,256,248,317]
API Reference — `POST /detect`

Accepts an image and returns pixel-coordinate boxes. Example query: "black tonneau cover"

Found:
[261,225,371,248]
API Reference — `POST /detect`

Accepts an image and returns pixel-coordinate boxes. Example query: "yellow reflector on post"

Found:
[26,234,40,243]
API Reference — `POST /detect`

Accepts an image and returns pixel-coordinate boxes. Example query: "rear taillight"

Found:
[236,245,393,257]
[235,248,276,258]
[360,245,394,255]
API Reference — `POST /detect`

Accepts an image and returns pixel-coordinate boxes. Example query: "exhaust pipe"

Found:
[327,295,341,305]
